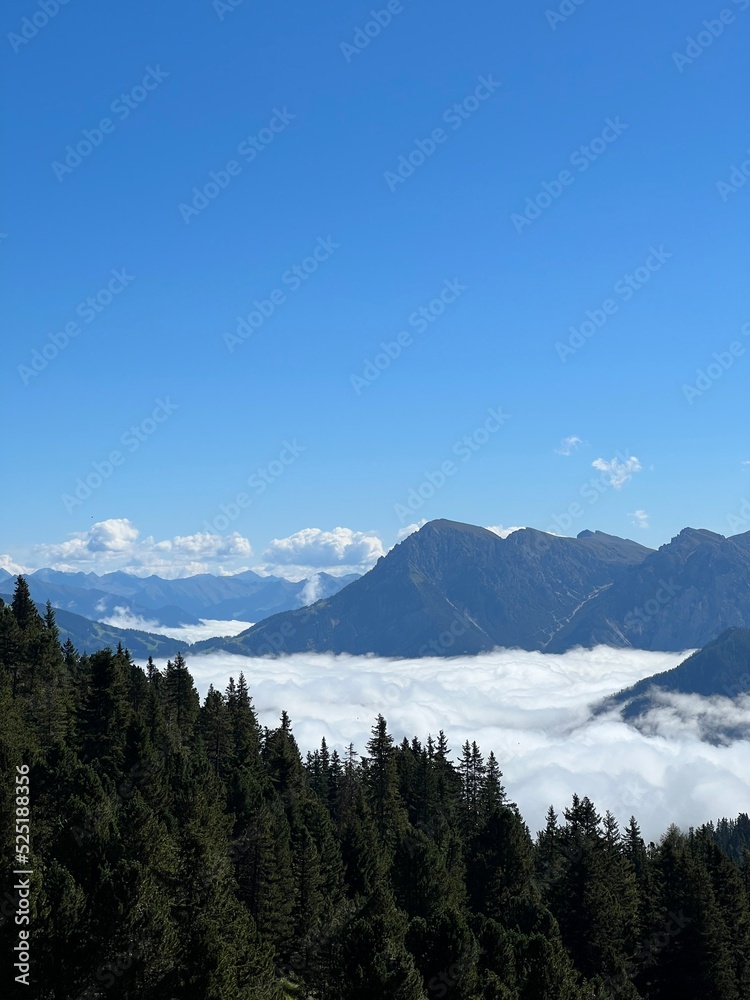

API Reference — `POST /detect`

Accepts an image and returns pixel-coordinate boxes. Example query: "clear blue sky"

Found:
[2,0,749,576]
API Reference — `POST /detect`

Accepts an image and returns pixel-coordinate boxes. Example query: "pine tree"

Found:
[12,575,41,632]
[362,715,408,855]
[635,825,739,999]
[481,752,506,818]
[332,881,427,1000]
[226,672,262,771]
[171,757,281,998]
[199,685,235,779]
[0,600,23,698]
[549,795,639,986]
[78,648,131,776]
[164,651,199,745]
[31,603,72,748]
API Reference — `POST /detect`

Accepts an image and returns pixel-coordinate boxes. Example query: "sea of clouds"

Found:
[102,608,254,644]
[137,646,750,841]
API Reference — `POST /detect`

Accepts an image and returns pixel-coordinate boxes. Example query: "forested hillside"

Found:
[1,577,749,999]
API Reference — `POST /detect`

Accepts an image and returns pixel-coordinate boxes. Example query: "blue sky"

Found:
[2,0,749,578]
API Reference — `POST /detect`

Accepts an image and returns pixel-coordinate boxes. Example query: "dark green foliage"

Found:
[0,580,748,999]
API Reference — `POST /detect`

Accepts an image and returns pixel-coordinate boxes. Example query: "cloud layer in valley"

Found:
[140,645,750,841]
[101,608,254,643]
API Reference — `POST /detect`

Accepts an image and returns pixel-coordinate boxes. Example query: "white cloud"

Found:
[152,531,252,560]
[625,688,750,745]
[40,518,139,561]
[555,435,584,456]
[101,607,253,643]
[34,519,254,579]
[592,455,642,489]
[0,554,30,575]
[261,527,385,578]
[629,509,650,529]
[485,525,525,538]
[299,574,325,605]
[139,645,750,841]
[395,521,427,542]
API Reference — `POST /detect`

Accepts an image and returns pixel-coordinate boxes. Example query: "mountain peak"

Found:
[420,518,497,535]
[676,527,725,542]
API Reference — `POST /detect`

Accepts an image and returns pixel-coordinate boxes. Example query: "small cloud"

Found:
[742,461,750,469]
[396,521,427,542]
[629,509,649,529]
[591,455,642,490]
[485,525,525,538]
[555,435,584,456]
[101,606,162,633]
[299,574,326,605]
[0,554,29,575]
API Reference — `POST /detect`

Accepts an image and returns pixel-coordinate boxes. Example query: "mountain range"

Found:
[0,565,358,628]
[193,519,750,659]
[8,519,750,684]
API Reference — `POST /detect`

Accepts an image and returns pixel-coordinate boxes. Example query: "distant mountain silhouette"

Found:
[0,567,357,628]
[193,519,652,657]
